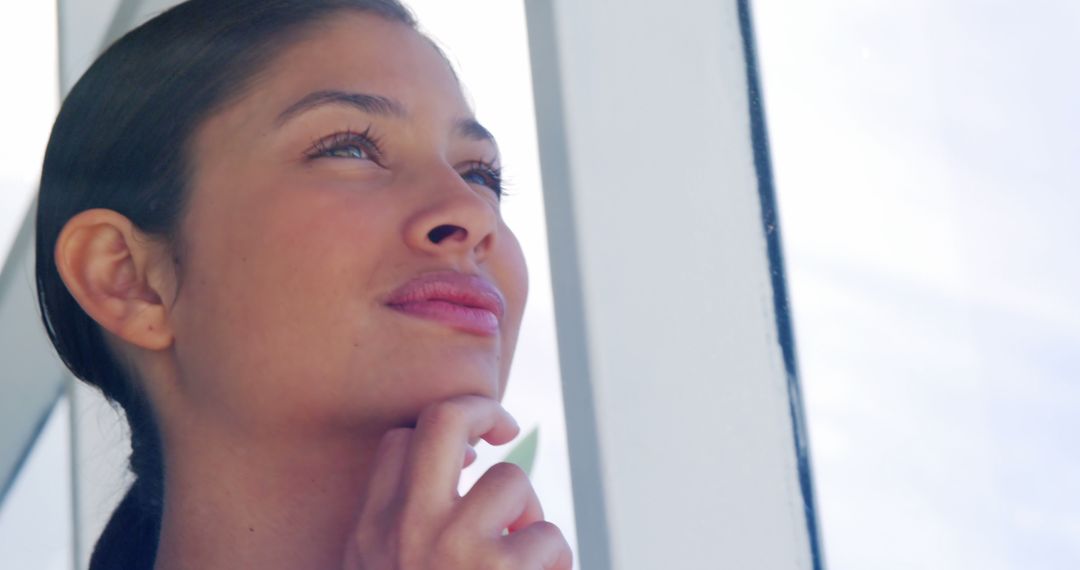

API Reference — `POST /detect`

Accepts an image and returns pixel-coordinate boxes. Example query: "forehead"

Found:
[261,11,469,120]
[210,11,468,136]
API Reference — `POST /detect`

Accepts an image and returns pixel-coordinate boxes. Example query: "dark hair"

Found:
[35,1,416,568]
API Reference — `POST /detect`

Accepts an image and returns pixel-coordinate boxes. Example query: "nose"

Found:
[403,169,498,262]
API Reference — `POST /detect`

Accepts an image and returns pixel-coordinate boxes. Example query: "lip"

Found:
[382,271,506,337]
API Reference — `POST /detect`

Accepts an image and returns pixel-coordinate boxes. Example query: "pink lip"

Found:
[383,271,506,337]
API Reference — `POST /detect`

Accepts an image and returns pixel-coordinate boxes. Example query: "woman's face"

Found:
[164,13,527,435]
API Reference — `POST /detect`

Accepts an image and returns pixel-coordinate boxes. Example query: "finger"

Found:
[404,396,520,508]
[360,427,412,517]
[500,521,573,570]
[456,462,542,535]
[463,445,478,469]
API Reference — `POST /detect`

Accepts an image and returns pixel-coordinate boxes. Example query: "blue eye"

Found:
[307,128,383,164]
[460,161,503,198]
[323,144,370,160]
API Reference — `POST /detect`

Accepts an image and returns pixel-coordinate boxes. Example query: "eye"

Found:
[459,161,503,199]
[306,128,383,164]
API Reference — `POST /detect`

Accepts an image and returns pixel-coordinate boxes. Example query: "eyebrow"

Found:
[276,89,497,147]
[276,90,407,125]
[455,117,496,145]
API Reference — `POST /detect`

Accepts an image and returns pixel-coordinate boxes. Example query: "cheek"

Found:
[501,226,529,318]
[184,191,386,315]
[169,189,398,417]
[496,228,529,387]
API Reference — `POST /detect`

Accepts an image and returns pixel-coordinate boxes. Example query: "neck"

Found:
[154,424,382,570]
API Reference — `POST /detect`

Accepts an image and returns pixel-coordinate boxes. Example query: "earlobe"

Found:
[55,209,175,351]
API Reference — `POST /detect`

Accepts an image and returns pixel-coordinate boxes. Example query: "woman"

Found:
[35,0,571,568]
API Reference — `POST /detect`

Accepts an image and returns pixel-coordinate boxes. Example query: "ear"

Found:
[55,208,176,351]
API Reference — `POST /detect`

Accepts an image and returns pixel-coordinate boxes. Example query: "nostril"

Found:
[427,224,465,244]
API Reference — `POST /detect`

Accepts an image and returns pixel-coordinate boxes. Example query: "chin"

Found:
[357,356,502,427]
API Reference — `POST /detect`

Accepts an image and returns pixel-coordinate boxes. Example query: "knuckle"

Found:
[350,518,396,566]
[396,495,428,528]
[378,427,412,449]
[383,517,427,568]
[383,426,413,441]
[349,528,374,557]
[430,530,472,567]
[420,399,468,428]
[473,548,517,570]
[384,525,410,564]
[487,461,528,485]
[532,520,568,545]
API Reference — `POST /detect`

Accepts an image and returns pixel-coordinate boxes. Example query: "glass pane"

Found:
[0,1,67,567]
[0,396,73,570]
[754,1,1080,567]
[0,1,58,255]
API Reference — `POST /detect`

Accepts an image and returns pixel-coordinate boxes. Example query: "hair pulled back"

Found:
[35,1,416,568]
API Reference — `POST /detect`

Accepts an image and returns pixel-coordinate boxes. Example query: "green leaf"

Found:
[502,426,539,477]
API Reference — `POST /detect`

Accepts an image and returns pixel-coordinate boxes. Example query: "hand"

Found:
[344,395,573,569]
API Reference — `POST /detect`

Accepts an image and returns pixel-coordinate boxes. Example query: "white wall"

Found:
[525,0,817,567]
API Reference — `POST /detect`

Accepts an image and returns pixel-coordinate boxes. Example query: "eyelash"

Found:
[306,127,384,164]
[306,128,504,199]
[458,160,504,198]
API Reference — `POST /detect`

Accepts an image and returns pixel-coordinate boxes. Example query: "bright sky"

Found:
[2,0,1079,569]
[755,0,1080,567]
